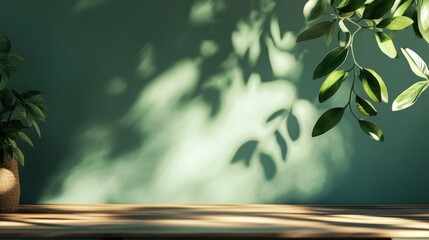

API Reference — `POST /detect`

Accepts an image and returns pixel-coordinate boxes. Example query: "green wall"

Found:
[1,0,429,204]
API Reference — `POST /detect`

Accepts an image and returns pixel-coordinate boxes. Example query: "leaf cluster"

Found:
[298,0,429,142]
[0,36,46,166]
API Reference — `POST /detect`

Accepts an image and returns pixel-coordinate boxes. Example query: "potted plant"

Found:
[0,36,46,213]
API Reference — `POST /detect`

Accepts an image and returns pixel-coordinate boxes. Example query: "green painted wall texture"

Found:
[1,0,429,204]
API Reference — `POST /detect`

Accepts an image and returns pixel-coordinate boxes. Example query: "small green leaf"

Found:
[324,21,336,46]
[0,36,11,53]
[417,0,429,43]
[338,29,351,47]
[274,131,287,161]
[12,147,24,166]
[412,10,424,39]
[25,103,45,121]
[17,132,34,147]
[1,89,15,107]
[297,21,335,43]
[266,109,287,123]
[32,120,41,138]
[358,120,384,142]
[376,16,413,30]
[304,0,326,21]
[392,81,429,111]
[361,68,389,103]
[401,48,429,79]
[313,47,349,79]
[312,107,345,137]
[375,32,397,58]
[393,0,413,17]
[337,0,366,12]
[355,95,377,116]
[319,70,349,102]
[362,0,395,19]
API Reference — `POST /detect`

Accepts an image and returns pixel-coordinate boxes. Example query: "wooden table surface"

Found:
[1,205,429,239]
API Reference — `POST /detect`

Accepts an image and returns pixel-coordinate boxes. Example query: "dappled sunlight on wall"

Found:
[40,0,353,204]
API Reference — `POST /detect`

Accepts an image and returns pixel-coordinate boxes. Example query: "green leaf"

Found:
[0,73,7,91]
[312,107,345,137]
[412,10,424,39]
[304,0,326,21]
[338,29,351,47]
[375,32,397,58]
[12,147,24,166]
[417,0,429,43]
[319,70,349,102]
[358,120,384,142]
[392,81,429,111]
[259,152,276,180]
[0,36,11,53]
[401,48,429,79]
[32,120,41,138]
[337,0,366,12]
[376,16,413,30]
[23,90,42,99]
[274,131,287,161]
[25,103,45,121]
[393,0,413,17]
[313,47,349,79]
[1,89,14,107]
[266,109,287,123]
[297,21,335,43]
[17,132,34,147]
[324,21,336,46]
[231,140,258,166]
[362,0,395,19]
[361,68,389,103]
[9,54,26,64]
[355,95,377,116]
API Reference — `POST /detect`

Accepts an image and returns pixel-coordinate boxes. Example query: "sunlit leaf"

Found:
[312,107,345,137]
[417,0,429,43]
[304,0,326,21]
[358,120,384,142]
[313,47,349,79]
[393,0,413,17]
[412,11,424,39]
[401,48,429,79]
[297,21,335,43]
[355,95,377,116]
[274,131,287,161]
[375,32,397,58]
[376,16,413,30]
[361,68,388,103]
[392,81,429,111]
[362,0,395,19]
[319,70,348,102]
[337,0,366,12]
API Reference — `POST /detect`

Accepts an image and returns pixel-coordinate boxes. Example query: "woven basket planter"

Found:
[0,160,20,213]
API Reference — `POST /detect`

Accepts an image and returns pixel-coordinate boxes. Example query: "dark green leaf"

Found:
[297,21,334,43]
[355,95,377,116]
[0,36,11,53]
[393,0,413,17]
[358,120,384,142]
[17,132,33,147]
[324,21,336,46]
[417,0,429,43]
[319,70,349,102]
[362,0,395,19]
[0,73,7,91]
[375,32,397,58]
[259,152,276,180]
[12,147,24,166]
[337,0,366,12]
[266,109,287,123]
[376,16,413,30]
[304,0,326,21]
[231,140,258,166]
[392,81,429,111]
[23,91,42,99]
[274,131,287,161]
[312,107,345,137]
[360,68,389,103]
[1,89,14,107]
[313,47,349,79]
[401,48,429,79]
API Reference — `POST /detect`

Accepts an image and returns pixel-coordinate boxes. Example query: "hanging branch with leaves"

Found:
[298,0,429,142]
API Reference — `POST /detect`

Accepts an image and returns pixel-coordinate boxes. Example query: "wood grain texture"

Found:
[0,205,427,238]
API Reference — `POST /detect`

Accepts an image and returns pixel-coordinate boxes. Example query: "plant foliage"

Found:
[298,0,429,142]
[0,36,46,166]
